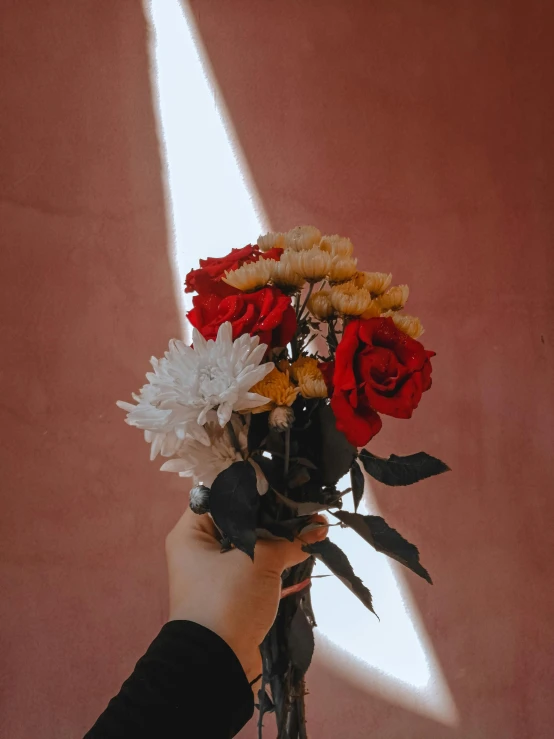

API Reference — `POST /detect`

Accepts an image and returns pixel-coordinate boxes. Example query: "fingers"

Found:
[168,508,328,571]
[255,515,329,572]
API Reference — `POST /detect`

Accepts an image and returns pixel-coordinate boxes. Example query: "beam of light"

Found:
[143,0,267,336]
[143,0,458,726]
[311,474,459,725]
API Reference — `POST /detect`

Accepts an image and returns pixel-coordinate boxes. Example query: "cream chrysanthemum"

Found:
[307,289,334,319]
[330,282,372,316]
[284,225,322,251]
[291,357,328,398]
[328,256,358,284]
[270,259,305,291]
[354,271,392,296]
[257,231,286,251]
[223,259,275,291]
[319,234,354,257]
[377,284,410,311]
[282,247,332,283]
[116,323,273,459]
[383,311,424,338]
[249,367,299,413]
[360,299,383,319]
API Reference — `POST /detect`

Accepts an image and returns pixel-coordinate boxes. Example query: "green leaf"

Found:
[317,403,357,486]
[350,460,365,512]
[359,449,450,487]
[287,604,315,676]
[210,461,259,560]
[333,511,432,584]
[302,538,377,616]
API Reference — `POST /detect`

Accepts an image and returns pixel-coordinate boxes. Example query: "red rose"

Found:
[187,286,297,350]
[184,244,283,297]
[331,317,435,447]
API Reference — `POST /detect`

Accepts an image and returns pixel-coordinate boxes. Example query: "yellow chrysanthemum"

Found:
[270,259,305,291]
[284,225,322,251]
[257,231,286,251]
[382,311,424,339]
[377,284,409,311]
[319,234,354,257]
[282,247,332,283]
[360,299,383,319]
[291,357,328,399]
[277,358,291,373]
[328,256,358,284]
[352,271,392,296]
[307,289,334,320]
[223,259,275,291]
[330,282,372,316]
[290,356,319,381]
[249,367,299,413]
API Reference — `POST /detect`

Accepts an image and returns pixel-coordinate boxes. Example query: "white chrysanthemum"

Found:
[117,322,274,459]
[161,416,268,493]
[160,420,243,486]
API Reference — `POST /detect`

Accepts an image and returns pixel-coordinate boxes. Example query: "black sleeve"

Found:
[84,620,254,739]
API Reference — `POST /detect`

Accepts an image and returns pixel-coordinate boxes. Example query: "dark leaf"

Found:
[333,511,432,584]
[255,689,275,714]
[359,449,450,487]
[275,491,332,515]
[256,516,310,542]
[302,538,377,616]
[251,452,286,494]
[210,461,259,560]
[318,403,357,486]
[288,604,315,676]
[291,457,318,470]
[287,464,311,489]
[247,411,269,452]
[350,460,365,512]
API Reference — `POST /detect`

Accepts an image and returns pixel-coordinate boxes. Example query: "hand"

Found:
[165,509,328,683]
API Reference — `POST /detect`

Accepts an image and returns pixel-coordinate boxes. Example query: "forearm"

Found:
[84,620,254,739]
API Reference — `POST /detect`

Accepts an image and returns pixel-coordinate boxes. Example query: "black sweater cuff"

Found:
[85,620,254,738]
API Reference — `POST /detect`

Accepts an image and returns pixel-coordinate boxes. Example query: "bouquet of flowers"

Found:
[117,225,448,738]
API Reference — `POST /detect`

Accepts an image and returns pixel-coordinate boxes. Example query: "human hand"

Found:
[165,509,328,683]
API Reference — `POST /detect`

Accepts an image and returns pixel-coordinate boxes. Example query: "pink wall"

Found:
[1,1,553,737]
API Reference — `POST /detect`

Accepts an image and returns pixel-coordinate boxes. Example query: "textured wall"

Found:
[1,1,553,737]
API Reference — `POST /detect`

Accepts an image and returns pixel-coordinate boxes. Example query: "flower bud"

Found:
[307,289,334,319]
[284,225,322,251]
[269,406,295,430]
[189,484,210,515]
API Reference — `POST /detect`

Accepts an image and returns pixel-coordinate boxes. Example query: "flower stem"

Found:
[284,426,291,478]
[298,282,314,321]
